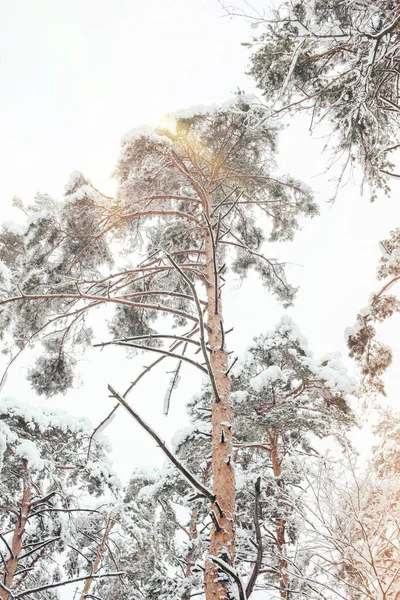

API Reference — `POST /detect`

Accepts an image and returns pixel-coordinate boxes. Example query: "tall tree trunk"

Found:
[269,432,288,600]
[1,482,31,600]
[79,517,115,600]
[204,205,236,600]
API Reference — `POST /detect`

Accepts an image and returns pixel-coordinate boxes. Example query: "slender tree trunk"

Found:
[181,508,199,600]
[269,432,288,600]
[204,199,236,600]
[1,482,31,599]
[79,517,115,600]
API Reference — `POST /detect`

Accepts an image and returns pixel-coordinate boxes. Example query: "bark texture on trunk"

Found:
[204,214,235,600]
[79,517,115,600]
[1,483,31,600]
[269,431,288,600]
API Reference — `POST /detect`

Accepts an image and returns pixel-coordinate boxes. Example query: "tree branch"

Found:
[166,252,221,402]
[208,555,246,600]
[99,342,208,374]
[246,477,263,598]
[107,385,215,503]
[13,572,125,598]
[0,294,200,326]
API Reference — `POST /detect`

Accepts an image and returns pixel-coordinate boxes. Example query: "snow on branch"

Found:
[107,385,216,503]
[95,340,208,374]
[13,572,125,599]
[165,251,221,402]
[208,555,246,600]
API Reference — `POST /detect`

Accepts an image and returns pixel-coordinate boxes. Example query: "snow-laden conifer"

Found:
[347,228,400,394]
[0,95,317,599]
[229,0,400,197]
[100,317,355,599]
[0,397,120,599]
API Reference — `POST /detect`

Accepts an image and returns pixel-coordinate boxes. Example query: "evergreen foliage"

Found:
[238,0,400,197]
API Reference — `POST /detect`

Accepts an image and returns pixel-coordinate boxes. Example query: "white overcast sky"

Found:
[1,0,400,481]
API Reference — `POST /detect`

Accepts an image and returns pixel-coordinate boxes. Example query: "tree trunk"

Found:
[181,508,199,600]
[79,517,115,600]
[204,208,236,600]
[1,482,31,600]
[269,432,288,600]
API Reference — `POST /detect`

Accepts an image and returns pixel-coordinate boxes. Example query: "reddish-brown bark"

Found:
[269,430,289,600]
[1,481,31,600]
[79,517,115,600]
[204,207,235,600]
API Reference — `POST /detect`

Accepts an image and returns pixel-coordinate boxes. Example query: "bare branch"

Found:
[107,385,216,503]
[98,341,208,374]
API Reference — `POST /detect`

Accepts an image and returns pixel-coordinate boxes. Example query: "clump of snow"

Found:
[172,426,194,450]
[0,421,17,470]
[0,396,92,435]
[120,125,172,146]
[131,465,159,482]
[15,440,45,471]
[281,315,308,346]
[316,352,358,395]
[27,211,50,226]
[86,460,121,490]
[344,322,362,341]
[137,477,164,500]
[358,305,371,317]
[172,103,222,120]
[231,390,248,404]
[230,350,254,377]
[262,315,310,356]
[64,170,88,194]
[64,184,96,204]
[250,365,287,392]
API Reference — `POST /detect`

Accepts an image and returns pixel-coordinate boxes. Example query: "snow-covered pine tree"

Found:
[226,0,400,197]
[0,96,317,599]
[228,316,355,598]
[347,228,400,395]
[0,397,120,599]
[101,317,355,599]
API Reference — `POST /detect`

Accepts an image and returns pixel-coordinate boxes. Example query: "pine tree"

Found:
[225,0,400,198]
[0,96,317,599]
[0,397,120,599]
[347,228,400,395]
[98,317,355,599]
[228,316,355,598]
